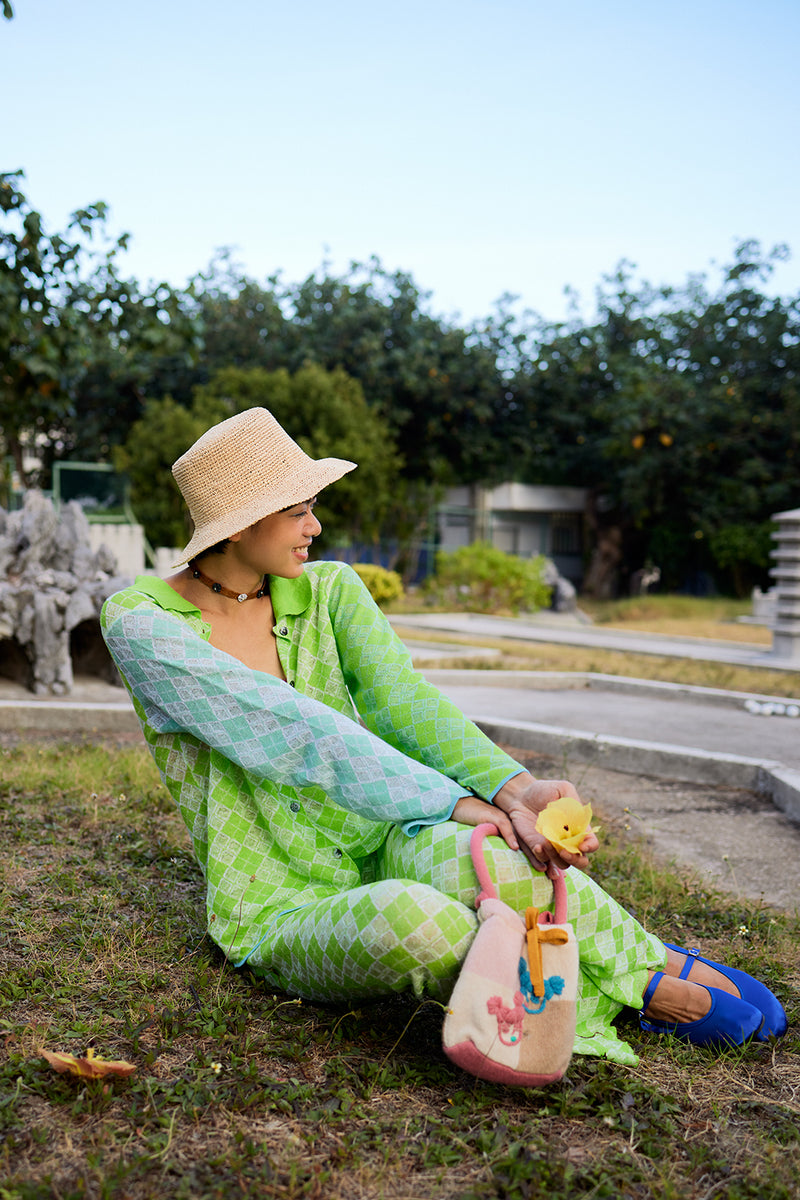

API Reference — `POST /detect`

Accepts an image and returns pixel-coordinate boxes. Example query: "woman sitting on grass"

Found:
[101,408,787,1068]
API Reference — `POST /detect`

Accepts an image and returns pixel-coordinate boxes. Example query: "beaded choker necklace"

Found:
[190,560,268,603]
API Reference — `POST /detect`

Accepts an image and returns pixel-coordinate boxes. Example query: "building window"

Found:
[550,512,582,555]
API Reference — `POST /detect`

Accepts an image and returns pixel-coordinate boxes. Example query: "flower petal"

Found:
[535,796,593,853]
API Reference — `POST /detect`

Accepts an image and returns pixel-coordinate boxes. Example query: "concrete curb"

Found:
[0,700,140,735]
[392,612,800,671]
[472,715,800,824]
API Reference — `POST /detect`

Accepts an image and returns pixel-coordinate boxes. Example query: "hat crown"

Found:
[170,407,356,566]
[173,408,310,522]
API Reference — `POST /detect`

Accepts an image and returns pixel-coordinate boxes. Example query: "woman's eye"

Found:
[289,498,317,517]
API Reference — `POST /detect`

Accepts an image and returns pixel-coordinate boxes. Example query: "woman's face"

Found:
[235,498,322,578]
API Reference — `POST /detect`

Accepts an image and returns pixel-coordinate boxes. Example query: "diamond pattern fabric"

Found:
[102,561,665,1063]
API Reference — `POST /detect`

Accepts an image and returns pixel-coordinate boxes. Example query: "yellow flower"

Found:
[535,796,593,854]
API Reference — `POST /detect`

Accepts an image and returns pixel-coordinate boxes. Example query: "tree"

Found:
[663,243,800,591]
[177,258,517,575]
[116,364,403,555]
[0,171,196,484]
[0,171,114,482]
[192,364,403,551]
[188,257,512,487]
[62,275,199,464]
[510,245,800,595]
[187,251,294,390]
[282,260,512,487]
[113,397,207,550]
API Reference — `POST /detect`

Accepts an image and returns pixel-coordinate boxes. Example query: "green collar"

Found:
[269,572,312,620]
[131,575,197,613]
[131,571,313,621]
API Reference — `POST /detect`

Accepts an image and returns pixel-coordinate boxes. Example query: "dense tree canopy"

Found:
[187,257,512,487]
[508,245,800,593]
[0,172,194,485]
[2,173,798,594]
[116,365,402,554]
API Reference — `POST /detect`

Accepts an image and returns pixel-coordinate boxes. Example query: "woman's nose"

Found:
[305,511,322,536]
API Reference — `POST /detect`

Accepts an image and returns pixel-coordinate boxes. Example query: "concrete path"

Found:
[385,610,800,819]
[389,609,800,670]
[417,669,800,812]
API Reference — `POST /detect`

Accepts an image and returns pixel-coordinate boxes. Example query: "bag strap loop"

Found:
[469,822,568,924]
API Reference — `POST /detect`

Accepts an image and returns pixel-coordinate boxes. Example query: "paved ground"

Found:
[2,612,799,913]
[418,669,800,775]
[389,609,800,671]
[488,748,800,915]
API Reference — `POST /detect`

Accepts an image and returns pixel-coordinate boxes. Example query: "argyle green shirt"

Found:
[101,561,523,962]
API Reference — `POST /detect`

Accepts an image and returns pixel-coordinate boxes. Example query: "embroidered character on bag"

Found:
[486,992,525,1045]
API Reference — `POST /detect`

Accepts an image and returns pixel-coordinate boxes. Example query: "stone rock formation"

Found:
[0,491,131,695]
[541,557,578,613]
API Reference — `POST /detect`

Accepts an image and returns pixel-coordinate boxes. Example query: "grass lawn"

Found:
[1,739,798,1199]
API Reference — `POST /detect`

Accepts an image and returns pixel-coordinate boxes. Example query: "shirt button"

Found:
[279,625,288,636]
[289,680,295,687]
[289,801,301,814]
[333,848,343,859]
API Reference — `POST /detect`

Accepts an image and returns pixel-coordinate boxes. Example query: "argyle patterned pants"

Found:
[245,823,666,1064]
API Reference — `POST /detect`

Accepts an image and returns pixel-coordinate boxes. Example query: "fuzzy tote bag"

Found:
[443,822,578,1086]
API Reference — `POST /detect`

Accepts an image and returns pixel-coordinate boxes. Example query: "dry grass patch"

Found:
[393,626,800,698]
[0,740,797,1199]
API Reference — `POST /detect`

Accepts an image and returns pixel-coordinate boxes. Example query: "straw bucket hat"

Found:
[171,407,356,566]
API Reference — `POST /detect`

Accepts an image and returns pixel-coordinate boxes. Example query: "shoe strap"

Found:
[678,948,700,981]
[640,970,664,1014]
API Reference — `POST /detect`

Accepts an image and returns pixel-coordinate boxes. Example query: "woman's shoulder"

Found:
[101,575,206,633]
[306,559,359,585]
[306,559,373,601]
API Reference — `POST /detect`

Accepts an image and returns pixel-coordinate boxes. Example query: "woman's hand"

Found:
[491,772,599,872]
[451,795,520,852]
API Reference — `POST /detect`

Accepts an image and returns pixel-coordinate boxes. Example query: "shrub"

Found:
[353,563,404,608]
[426,542,552,615]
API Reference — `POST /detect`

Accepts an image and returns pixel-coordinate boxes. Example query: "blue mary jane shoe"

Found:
[640,972,763,1048]
[665,943,787,1041]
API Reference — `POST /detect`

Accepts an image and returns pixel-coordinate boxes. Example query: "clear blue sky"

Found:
[3,0,799,325]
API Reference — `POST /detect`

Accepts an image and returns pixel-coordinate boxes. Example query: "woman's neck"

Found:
[169,559,269,614]
[189,559,268,603]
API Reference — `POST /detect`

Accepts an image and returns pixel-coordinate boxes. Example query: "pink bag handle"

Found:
[470,822,568,925]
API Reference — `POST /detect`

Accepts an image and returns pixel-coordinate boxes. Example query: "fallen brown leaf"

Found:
[41,1046,136,1079]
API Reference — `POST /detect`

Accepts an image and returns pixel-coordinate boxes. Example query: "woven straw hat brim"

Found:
[170,407,357,568]
[171,457,356,566]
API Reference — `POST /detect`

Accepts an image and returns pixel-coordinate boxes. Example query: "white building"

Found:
[437,483,588,585]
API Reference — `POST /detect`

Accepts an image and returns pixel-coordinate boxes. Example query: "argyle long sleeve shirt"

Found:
[101,561,524,963]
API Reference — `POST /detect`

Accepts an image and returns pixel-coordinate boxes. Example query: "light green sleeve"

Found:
[101,590,466,835]
[325,564,524,800]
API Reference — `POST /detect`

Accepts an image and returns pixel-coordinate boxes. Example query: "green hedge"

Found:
[425,542,551,615]
[353,563,404,608]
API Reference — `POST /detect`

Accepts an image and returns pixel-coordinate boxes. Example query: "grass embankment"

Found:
[392,595,800,699]
[1,742,798,1199]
